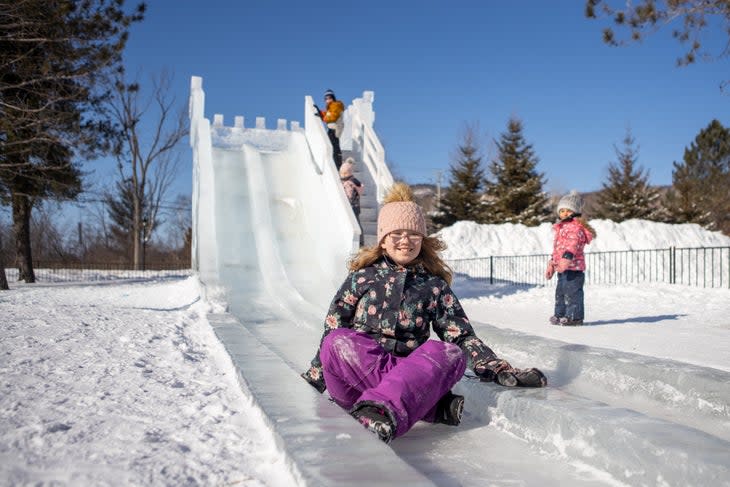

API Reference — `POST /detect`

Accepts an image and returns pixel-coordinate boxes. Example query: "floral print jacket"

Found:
[303,257,498,392]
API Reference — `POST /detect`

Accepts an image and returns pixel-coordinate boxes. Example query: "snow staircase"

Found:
[341,149,378,247]
[341,90,395,248]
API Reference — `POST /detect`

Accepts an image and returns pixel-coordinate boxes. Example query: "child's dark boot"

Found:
[434,391,465,426]
[350,405,395,443]
[559,317,583,326]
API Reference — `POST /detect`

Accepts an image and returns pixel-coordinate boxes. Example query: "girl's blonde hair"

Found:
[348,236,454,284]
[575,216,597,238]
[349,182,454,284]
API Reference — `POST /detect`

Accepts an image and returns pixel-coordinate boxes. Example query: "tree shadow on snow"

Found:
[7,275,190,289]
[586,314,686,326]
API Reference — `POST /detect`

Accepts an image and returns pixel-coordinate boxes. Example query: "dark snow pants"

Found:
[554,270,585,321]
[319,328,466,438]
[327,128,342,170]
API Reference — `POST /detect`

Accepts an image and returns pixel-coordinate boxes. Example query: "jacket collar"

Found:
[380,255,426,274]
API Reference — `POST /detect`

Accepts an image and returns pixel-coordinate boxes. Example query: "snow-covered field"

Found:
[458,280,730,373]
[1,219,729,486]
[0,277,299,487]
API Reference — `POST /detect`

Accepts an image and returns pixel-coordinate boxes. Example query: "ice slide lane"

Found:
[208,140,435,486]
[208,142,730,486]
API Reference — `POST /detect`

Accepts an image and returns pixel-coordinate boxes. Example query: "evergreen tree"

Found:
[105,177,141,260]
[666,119,730,234]
[0,0,145,282]
[484,117,549,226]
[594,130,661,221]
[431,126,487,229]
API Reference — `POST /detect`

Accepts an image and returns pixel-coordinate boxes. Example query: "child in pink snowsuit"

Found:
[545,191,596,326]
[302,183,546,443]
[340,158,364,246]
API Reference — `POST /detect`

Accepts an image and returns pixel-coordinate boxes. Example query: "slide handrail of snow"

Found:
[344,91,394,204]
[189,76,218,282]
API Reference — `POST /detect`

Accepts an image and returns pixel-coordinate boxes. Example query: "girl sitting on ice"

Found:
[302,182,546,443]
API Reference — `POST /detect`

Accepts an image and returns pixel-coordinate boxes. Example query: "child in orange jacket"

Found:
[314,89,345,169]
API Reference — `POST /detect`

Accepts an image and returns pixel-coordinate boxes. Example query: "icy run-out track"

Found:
[189,77,730,486]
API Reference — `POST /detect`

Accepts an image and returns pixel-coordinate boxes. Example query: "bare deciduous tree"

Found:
[1,0,145,282]
[108,71,188,269]
[586,0,730,88]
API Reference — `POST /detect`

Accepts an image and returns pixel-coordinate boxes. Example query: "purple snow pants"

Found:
[319,328,467,438]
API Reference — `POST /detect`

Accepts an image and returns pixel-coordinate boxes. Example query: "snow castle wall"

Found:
[189,77,394,308]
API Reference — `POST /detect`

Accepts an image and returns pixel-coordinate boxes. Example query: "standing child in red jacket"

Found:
[545,191,596,326]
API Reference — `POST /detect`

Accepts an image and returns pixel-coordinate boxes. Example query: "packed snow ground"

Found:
[0,277,301,487]
[1,220,729,486]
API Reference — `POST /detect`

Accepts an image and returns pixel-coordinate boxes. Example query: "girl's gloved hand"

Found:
[475,359,514,382]
[487,359,513,373]
[545,260,555,279]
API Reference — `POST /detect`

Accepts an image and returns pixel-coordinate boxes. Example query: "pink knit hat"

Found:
[376,183,427,243]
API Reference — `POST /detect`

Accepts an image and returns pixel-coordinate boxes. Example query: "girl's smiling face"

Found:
[559,208,573,219]
[381,230,423,266]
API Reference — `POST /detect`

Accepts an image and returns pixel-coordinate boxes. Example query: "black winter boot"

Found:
[351,405,395,443]
[497,368,548,388]
[434,391,465,426]
[558,317,583,326]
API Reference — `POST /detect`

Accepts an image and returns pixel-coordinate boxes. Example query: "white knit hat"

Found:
[376,183,427,243]
[557,190,583,215]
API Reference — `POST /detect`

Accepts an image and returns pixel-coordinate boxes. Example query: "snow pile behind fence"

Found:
[440,219,730,289]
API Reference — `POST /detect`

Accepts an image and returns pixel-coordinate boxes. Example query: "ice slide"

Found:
[189,77,730,486]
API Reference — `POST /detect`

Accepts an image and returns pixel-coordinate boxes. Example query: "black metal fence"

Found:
[448,246,730,289]
[2,261,191,283]
[4,248,729,288]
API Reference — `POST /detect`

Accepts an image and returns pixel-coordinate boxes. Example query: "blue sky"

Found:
[109,0,728,199]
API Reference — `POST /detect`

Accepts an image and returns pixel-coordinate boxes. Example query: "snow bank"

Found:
[437,219,730,259]
[0,276,299,486]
